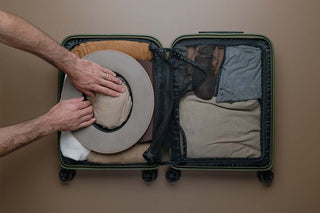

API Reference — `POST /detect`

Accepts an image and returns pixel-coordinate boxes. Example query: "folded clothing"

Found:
[87,143,149,164]
[71,40,153,61]
[136,59,153,84]
[60,131,90,161]
[187,45,225,100]
[179,93,261,158]
[216,45,262,103]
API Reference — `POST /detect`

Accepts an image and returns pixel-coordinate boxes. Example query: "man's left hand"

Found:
[68,58,125,98]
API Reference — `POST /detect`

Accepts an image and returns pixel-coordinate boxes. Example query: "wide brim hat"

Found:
[60,50,154,154]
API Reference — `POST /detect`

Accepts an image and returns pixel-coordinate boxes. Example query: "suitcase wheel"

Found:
[142,169,158,182]
[59,168,76,183]
[165,168,181,183]
[257,170,274,184]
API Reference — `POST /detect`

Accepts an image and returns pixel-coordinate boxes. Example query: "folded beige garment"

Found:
[87,143,149,164]
[71,40,153,61]
[88,81,132,129]
[179,93,261,158]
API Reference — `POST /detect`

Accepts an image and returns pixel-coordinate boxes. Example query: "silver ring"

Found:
[106,73,109,80]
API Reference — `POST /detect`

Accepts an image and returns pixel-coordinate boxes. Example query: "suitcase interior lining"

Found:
[165,37,272,168]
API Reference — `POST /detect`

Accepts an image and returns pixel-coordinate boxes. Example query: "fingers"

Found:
[97,73,125,96]
[76,109,95,129]
[78,100,92,110]
[99,78,125,93]
[80,113,94,122]
[83,90,95,98]
[102,67,116,77]
[105,73,123,85]
[67,97,84,103]
[80,105,93,117]
[78,118,96,129]
[65,98,93,109]
[94,85,120,97]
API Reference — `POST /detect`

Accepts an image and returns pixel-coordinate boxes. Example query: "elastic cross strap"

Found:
[149,47,205,72]
[143,47,206,164]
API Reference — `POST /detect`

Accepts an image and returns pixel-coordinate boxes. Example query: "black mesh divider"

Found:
[168,37,273,168]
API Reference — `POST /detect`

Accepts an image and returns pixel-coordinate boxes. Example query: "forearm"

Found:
[0,98,95,157]
[0,10,78,75]
[0,114,56,157]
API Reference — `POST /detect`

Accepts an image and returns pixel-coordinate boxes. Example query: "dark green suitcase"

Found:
[57,32,274,184]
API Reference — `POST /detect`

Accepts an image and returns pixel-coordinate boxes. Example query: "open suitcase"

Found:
[57,32,274,184]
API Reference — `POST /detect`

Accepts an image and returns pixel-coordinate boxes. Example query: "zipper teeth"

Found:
[62,34,162,48]
[170,34,272,48]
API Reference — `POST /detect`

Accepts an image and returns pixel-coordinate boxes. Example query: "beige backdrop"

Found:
[1,0,320,212]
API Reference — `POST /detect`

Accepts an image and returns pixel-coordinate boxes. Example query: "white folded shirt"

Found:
[59,74,90,161]
[60,131,90,161]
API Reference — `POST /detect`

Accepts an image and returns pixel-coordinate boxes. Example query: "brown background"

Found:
[1,0,320,212]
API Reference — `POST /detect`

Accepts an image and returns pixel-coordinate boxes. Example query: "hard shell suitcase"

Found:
[57,32,274,184]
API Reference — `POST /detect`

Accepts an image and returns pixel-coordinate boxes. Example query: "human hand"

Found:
[45,97,95,131]
[67,58,125,97]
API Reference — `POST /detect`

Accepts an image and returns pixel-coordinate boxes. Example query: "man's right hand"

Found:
[45,97,95,131]
[0,10,124,99]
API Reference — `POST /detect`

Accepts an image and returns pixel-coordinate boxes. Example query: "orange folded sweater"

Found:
[71,40,153,61]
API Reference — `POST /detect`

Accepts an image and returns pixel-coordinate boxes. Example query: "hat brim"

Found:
[60,50,154,154]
